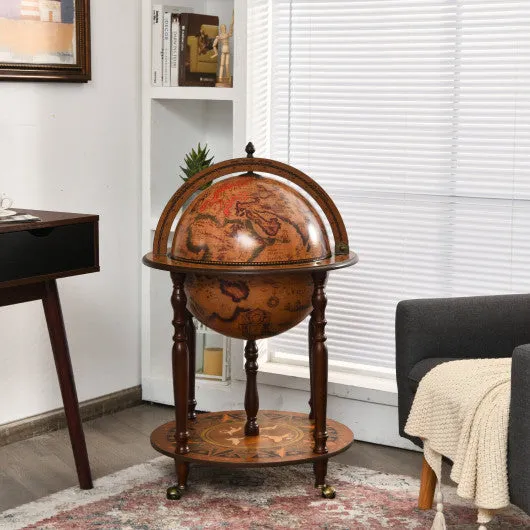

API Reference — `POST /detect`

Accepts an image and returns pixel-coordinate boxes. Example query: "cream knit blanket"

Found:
[405,358,511,528]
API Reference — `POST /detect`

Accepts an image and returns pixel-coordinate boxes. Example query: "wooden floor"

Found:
[0,403,429,513]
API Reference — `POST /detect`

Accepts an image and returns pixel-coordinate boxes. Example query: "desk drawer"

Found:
[0,221,98,284]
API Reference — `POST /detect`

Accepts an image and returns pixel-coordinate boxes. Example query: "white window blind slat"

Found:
[248,0,530,371]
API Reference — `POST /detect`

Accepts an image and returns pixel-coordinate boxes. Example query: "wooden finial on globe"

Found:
[245,142,255,158]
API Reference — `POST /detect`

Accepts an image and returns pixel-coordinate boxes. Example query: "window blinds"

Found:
[247,1,530,371]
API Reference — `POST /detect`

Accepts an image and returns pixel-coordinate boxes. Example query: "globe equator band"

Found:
[142,251,358,275]
[167,253,333,268]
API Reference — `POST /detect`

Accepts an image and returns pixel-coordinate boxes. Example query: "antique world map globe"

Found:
[171,172,331,339]
[143,148,358,495]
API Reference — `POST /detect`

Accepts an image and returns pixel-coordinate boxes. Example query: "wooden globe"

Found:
[143,147,358,342]
[143,149,359,488]
[171,173,330,339]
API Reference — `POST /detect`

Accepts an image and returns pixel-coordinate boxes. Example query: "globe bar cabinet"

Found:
[143,144,358,498]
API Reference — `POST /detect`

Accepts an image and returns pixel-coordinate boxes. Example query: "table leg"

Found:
[418,456,437,509]
[244,339,259,436]
[175,460,190,490]
[314,458,328,487]
[170,273,189,455]
[308,310,316,420]
[311,272,328,455]
[186,311,197,421]
[42,280,93,490]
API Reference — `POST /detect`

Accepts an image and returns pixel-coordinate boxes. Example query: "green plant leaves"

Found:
[179,143,215,189]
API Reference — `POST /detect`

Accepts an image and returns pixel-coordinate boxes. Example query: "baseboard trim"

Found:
[0,385,142,447]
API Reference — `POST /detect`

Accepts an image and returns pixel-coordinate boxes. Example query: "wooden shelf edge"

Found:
[151,410,354,467]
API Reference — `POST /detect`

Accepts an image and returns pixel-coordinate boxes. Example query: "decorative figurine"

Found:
[211,12,234,87]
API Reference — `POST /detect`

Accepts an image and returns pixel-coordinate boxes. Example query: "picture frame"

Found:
[0,0,91,82]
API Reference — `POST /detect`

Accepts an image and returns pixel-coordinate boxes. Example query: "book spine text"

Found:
[178,14,187,86]
[170,14,180,86]
[151,5,163,86]
[162,10,172,87]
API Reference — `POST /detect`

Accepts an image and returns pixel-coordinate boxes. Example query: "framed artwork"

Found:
[0,0,90,82]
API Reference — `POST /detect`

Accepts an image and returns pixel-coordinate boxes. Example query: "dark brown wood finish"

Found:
[0,210,99,490]
[0,209,99,288]
[314,458,328,487]
[175,460,190,490]
[0,0,91,82]
[0,282,44,308]
[42,279,92,489]
[170,273,190,455]
[151,411,354,466]
[185,312,197,421]
[244,340,259,436]
[312,272,329,456]
[308,309,316,420]
[0,209,99,234]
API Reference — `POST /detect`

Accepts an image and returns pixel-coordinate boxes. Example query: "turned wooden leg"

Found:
[175,460,190,490]
[308,310,316,420]
[314,458,328,487]
[42,280,93,490]
[244,339,259,436]
[170,273,189,455]
[186,312,197,421]
[418,456,437,510]
[311,272,328,454]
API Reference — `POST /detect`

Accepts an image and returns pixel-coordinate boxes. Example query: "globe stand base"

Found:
[150,410,354,492]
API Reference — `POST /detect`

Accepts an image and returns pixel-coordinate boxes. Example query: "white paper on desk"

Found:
[0,214,41,224]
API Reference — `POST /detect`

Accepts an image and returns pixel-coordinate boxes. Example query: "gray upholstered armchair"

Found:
[395,294,530,515]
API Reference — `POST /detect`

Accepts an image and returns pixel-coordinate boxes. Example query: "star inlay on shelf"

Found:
[151,410,353,465]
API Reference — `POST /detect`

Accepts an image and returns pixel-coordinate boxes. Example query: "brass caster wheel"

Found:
[320,485,336,499]
[166,486,182,500]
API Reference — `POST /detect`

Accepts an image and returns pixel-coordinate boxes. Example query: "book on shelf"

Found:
[170,13,180,86]
[152,5,193,87]
[151,5,163,86]
[179,13,219,87]
[162,9,172,87]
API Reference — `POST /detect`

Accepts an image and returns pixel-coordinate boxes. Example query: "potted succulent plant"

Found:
[179,143,214,191]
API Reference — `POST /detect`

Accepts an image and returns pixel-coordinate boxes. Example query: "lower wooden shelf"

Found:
[151,410,354,467]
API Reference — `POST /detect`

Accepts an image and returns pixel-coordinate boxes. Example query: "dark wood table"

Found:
[0,209,99,489]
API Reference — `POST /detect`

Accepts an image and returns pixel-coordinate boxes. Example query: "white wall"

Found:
[0,0,141,425]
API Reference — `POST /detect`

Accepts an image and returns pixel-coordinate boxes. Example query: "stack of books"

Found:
[152,6,219,87]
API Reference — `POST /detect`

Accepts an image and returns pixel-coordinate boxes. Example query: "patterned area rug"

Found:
[1,457,528,529]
